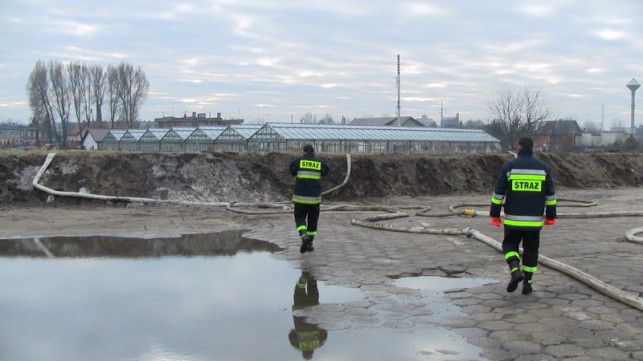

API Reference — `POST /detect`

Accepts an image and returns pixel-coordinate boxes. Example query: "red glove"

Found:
[491,217,502,227]
[544,218,556,226]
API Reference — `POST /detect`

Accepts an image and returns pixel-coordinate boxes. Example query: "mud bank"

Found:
[0,150,641,206]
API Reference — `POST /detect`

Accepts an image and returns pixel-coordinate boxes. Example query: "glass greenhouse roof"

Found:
[143,129,169,140]
[122,129,146,141]
[195,126,228,139]
[104,129,127,141]
[254,123,499,142]
[229,124,263,139]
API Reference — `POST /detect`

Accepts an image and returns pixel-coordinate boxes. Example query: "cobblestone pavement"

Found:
[1,187,642,360]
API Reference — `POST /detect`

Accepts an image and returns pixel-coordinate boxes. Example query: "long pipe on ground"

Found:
[351,216,643,312]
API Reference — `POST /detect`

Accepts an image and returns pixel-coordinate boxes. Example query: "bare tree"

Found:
[319,113,334,124]
[68,61,90,136]
[487,84,553,149]
[26,60,56,143]
[300,112,317,124]
[48,60,71,147]
[116,62,150,127]
[90,64,106,124]
[106,64,121,127]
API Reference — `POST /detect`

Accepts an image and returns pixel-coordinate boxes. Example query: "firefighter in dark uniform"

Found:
[289,144,330,254]
[490,137,557,294]
[288,271,327,359]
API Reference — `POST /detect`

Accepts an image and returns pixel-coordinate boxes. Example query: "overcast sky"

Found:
[1,0,642,128]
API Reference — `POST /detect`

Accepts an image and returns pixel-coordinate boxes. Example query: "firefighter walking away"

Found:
[289,144,330,254]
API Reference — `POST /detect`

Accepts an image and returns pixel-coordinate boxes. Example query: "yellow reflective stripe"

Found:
[505,251,520,260]
[491,197,502,205]
[297,225,307,232]
[307,231,317,236]
[503,219,544,227]
[522,265,537,273]
[299,338,321,351]
[508,174,546,181]
[293,196,321,204]
[546,199,557,206]
[297,174,321,180]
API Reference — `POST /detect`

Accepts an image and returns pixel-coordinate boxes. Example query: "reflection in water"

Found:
[0,230,282,258]
[289,271,328,359]
[0,232,488,360]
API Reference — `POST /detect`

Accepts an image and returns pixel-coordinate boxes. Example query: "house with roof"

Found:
[349,116,424,127]
[535,120,582,152]
[82,129,111,150]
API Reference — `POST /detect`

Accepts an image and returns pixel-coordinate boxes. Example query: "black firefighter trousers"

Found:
[502,229,540,272]
[294,203,320,239]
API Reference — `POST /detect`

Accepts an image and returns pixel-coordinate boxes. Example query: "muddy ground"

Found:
[0,150,641,206]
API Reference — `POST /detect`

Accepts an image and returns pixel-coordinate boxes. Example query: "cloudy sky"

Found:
[1,0,642,128]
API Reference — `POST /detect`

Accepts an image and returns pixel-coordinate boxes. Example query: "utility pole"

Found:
[396,54,401,127]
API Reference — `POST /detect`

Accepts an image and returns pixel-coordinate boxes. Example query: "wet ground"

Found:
[0,187,642,360]
[1,234,488,361]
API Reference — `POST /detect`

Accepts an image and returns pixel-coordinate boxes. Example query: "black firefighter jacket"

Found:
[490,149,557,230]
[289,153,330,205]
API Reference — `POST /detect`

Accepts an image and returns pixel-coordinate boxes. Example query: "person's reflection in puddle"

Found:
[288,271,328,359]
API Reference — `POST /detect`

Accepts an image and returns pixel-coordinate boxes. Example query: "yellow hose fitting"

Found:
[464,208,475,217]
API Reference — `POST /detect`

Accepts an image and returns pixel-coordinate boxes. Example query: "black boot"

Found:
[300,235,312,254]
[506,260,524,293]
[522,272,533,295]
[306,236,315,252]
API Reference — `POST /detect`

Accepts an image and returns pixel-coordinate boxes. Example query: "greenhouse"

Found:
[100,130,126,151]
[159,128,195,152]
[96,123,500,154]
[139,129,169,152]
[185,126,227,152]
[247,123,500,153]
[215,124,263,152]
[119,129,146,152]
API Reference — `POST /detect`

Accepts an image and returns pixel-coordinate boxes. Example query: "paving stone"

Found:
[478,320,514,331]
[578,319,616,330]
[544,344,586,358]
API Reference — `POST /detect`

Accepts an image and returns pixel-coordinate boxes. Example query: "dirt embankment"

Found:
[0,150,641,206]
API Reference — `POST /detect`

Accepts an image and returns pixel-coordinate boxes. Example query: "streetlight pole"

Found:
[626,78,640,135]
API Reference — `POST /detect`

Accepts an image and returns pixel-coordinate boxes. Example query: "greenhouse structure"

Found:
[138,129,169,152]
[94,123,500,154]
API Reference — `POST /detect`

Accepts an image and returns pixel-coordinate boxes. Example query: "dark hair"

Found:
[303,144,314,153]
[518,137,533,150]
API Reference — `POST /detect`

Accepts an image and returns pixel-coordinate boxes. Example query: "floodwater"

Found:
[0,232,489,361]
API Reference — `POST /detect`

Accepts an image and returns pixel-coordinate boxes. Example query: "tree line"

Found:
[26,60,149,147]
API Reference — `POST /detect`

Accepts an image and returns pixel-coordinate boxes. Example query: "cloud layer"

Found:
[1,0,642,128]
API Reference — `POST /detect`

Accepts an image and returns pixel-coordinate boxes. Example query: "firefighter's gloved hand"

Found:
[491,217,502,227]
[544,218,556,226]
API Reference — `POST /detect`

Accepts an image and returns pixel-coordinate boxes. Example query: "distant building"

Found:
[0,124,38,148]
[416,114,437,127]
[154,112,243,128]
[535,120,582,152]
[579,131,630,148]
[349,116,424,127]
[441,113,460,128]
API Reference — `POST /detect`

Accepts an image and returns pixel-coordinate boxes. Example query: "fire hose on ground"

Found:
[32,152,643,311]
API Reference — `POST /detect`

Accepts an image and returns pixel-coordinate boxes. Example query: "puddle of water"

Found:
[0,233,489,361]
[393,275,497,293]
